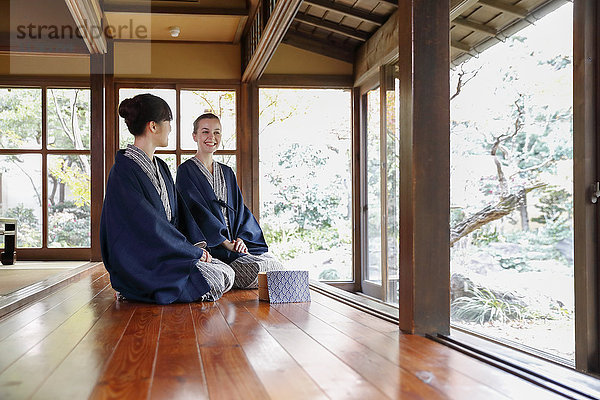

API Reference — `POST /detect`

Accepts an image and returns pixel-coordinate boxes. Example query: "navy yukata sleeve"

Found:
[100,157,210,304]
[222,165,269,255]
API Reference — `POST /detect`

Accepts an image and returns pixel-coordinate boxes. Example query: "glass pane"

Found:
[118,88,176,150]
[0,155,42,247]
[180,90,237,150]
[47,154,91,248]
[259,89,352,281]
[156,154,177,180]
[450,3,574,363]
[47,88,90,150]
[385,69,400,304]
[215,154,237,173]
[366,88,381,283]
[0,88,42,149]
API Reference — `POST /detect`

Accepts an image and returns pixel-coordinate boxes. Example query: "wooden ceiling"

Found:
[103,0,248,43]
[283,0,397,63]
[450,0,569,66]
[3,0,571,68]
[279,0,568,65]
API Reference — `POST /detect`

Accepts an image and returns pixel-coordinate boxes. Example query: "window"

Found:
[449,3,574,364]
[259,88,353,282]
[360,64,400,305]
[0,86,91,252]
[116,86,238,176]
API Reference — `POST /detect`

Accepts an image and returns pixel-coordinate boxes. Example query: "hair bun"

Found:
[118,97,141,122]
[118,93,172,136]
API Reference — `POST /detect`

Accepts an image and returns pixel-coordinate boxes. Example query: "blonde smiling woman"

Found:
[176,112,284,289]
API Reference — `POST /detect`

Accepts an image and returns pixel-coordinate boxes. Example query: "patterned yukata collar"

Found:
[124,144,172,221]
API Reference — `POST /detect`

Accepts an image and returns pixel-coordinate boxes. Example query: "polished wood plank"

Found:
[272,302,447,400]
[217,291,327,399]
[200,346,270,400]
[0,285,116,400]
[0,267,109,341]
[31,300,136,400]
[191,301,238,347]
[90,306,162,399]
[0,273,111,373]
[242,293,388,399]
[149,303,209,400]
[192,296,269,400]
[310,291,400,336]
[0,276,578,400]
[292,300,566,400]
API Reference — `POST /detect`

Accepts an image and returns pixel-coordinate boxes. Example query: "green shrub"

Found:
[451,286,525,324]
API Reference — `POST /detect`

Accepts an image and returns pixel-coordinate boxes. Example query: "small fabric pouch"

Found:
[261,270,311,304]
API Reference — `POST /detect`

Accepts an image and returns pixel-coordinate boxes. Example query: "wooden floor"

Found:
[0,264,569,400]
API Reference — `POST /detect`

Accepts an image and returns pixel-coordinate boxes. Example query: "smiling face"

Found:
[193,117,222,155]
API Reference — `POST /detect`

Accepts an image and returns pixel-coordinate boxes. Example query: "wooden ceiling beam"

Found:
[282,30,354,63]
[64,0,106,54]
[103,3,248,16]
[378,0,398,8]
[450,0,480,20]
[478,0,528,19]
[451,40,472,53]
[295,13,370,41]
[242,0,303,82]
[453,17,497,36]
[303,0,387,26]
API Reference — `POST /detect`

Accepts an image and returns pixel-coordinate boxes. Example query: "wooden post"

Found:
[398,0,450,335]
[104,38,116,183]
[352,87,362,292]
[90,53,105,262]
[574,0,599,373]
[240,82,259,217]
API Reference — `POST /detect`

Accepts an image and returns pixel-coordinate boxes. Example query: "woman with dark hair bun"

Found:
[100,94,235,304]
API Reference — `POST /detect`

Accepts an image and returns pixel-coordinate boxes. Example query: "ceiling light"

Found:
[169,26,180,38]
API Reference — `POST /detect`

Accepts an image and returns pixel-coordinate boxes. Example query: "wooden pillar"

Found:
[398,0,450,335]
[352,87,362,292]
[90,53,105,262]
[104,39,115,183]
[574,0,599,373]
[240,82,259,217]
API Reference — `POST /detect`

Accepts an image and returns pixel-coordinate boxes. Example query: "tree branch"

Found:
[450,65,482,101]
[450,183,545,246]
[49,89,75,145]
[509,158,555,179]
[9,158,42,206]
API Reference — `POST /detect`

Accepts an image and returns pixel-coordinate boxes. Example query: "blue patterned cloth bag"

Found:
[265,270,311,303]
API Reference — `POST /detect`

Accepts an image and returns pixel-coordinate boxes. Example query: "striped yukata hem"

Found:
[229,253,285,289]
[195,258,235,301]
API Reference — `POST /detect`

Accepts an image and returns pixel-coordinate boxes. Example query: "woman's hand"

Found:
[222,238,248,254]
[200,249,212,263]
[233,238,248,254]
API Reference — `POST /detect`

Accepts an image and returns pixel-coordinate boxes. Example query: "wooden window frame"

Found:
[111,79,242,176]
[573,0,600,374]
[359,74,383,300]
[358,61,400,304]
[441,0,600,375]
[0,76,92,260]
